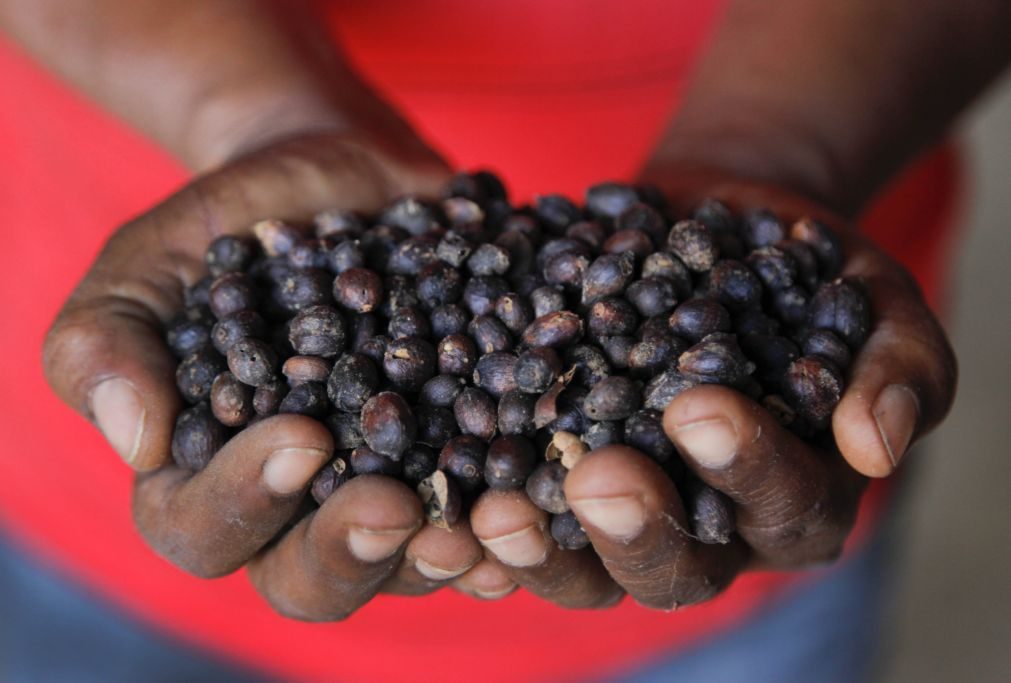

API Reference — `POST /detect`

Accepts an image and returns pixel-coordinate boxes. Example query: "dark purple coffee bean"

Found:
[746,246,797,291]
[550,511,590,550]
[693,198,736,236]
[535,194,583,232]
[625,277,678,317]
[564,344,611,387]
[276,268,331,313]
[383,336,437,392]
[623,409,675,463]
[543,252,590,290]
[253,219,301,257]
[437,334,478,377]
[205,235,256,277]
[776,239,820,292]
[402,444,439,488]
[171,403,228,471]
[467,243,511,277]
[588,298,638,338]
[808,278,871,348]
[379,196,439,235]
[598,334,636,369]
[498,390,537,437]
[324,412,365,450]
[526,460,569,513]
[356,335,389,366]
[454,387,498,442]
[361,392,416,458]
[225,338,277,387]
[501,212,541,239]
[441,196,485,227]
[430,304,470,337]
[536,238,592,273]
[333,268,383,313]
[420,374,467,408]
[798,329,852,370]
[327,239,366,274]
[734,309,781,337]
[462,275,509,316]
[416,261,464,308]
[602,229,654,259]
[739,334,801,387]
[417,470,462,529]
[350,445,402,476]
[790,217,843,278]
[583,376,641,421]
[495,229,536,278]
[484,435,537,490]
[628,333,686,377]
[521,311,584,349]
[709,260,763,312]
[582,420,624,450]
[514,347,562,393]
[667,220,719,272]
[643,369,696,411]
[771,285,810,328]
[473,352,518,398]
[529,286,567,318]
[210,309,266,355]
[287,305,346,358]
[314,208,365,239]
[494,293,534,335]
[686,481,736,544]
[415,405,460,450]
[183,349,235,405]
[468,314,513,354]
[347,313,379,352]
[253,379,288,416]
[279,381,329,418]
[566,220,608,249]
[388,306,431,340]
[585,181,639,224]
[288,238,333,270]
[543,386,590,436]
[167,308,213,357]
[616,202,667,247]
[380,275,421,317]
[782,355,844,428]
[311,456,351,505]
[210,372,254,427]
[642,252,693,299]
[581,252,636,305]
[444,169,508,204]
[209,272,257,318]
[740,208,787,249]
[439,434,488,493]
[326,353,379,412]
[387,237,437,276]
[436,230,473,268]
[678,332,755,386]
[637,314,672,341]
[668,299,732,341]
[184,275,213,307]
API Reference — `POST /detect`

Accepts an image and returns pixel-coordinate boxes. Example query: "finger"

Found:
[452,558,518,601]
[665,385,866,567]
[246,475,422,621]
[470,490,623,609]
[565,445,748,609]
[43,135,447,471]
[381,518,484,596]
[132,414,333,577]
[831,235,958,476]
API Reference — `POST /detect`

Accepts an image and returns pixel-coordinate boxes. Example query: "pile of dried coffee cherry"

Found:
[167,172,870,549]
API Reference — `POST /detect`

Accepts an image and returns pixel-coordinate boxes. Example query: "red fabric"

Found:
[0,1,959,681]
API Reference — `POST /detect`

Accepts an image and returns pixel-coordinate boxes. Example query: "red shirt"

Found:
[0,1,958,681]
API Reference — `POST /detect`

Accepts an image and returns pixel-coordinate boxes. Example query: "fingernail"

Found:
[670,418,738,468]
[91,378,144,465]
[414,557,472,581]
[569,496,646,541]
[474,585,516,600]
[873,385,919,470]
[262,447,329,495]
[479,525,548,568]
[348,526,414,563]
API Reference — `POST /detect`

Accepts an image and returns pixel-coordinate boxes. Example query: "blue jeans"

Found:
[0,526,893,683]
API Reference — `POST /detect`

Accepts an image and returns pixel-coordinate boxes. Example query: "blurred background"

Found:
[878,74,1011,682]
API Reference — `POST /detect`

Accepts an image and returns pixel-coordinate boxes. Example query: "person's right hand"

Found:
[42,133,511,619]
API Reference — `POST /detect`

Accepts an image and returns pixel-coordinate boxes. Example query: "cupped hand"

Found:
[42,133,506,620]
[470,170,956,610]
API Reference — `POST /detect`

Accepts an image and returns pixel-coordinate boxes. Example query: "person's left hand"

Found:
[467,171,957,610]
